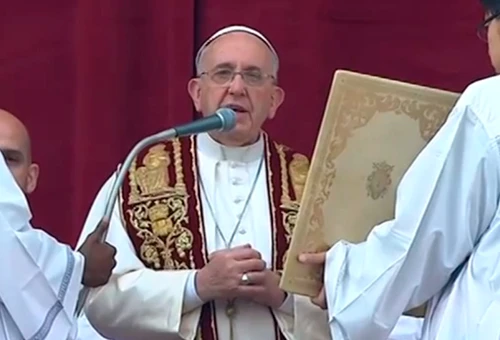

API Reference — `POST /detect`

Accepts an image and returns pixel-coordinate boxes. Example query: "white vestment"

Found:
[76,133,295,340]
[323,74,500,340]
[0,155,84,339]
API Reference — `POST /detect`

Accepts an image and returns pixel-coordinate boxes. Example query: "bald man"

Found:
[0,109,39,194]
[0,108,117,340]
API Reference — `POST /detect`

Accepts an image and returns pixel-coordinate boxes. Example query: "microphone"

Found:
[174,107,236,137]
[74,108,236,316]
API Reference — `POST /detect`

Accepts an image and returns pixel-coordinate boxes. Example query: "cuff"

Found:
[182,270,204,313]
[276,292,294,315]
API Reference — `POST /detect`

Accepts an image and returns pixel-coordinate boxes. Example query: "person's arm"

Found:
[271,292,295,337]
[0,157,84,340]
[78,175,201,340]
[388,316,423,340]
[323,91,500,339]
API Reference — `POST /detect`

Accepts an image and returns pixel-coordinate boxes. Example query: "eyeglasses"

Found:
[199,68,275,86]
[477,12,500,42]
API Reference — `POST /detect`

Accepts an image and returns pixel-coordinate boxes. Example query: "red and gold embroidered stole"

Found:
[119,133,309,339]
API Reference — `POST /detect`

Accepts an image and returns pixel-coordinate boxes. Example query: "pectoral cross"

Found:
[225,299,236,340]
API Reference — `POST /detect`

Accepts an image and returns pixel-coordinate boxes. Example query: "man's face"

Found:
[188,32,285,146]
[487,13,500,72]
[0,117,38,194]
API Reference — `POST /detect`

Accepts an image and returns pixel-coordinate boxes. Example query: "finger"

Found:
[243,271,267,285]
[231,248,262,260]
[91,218,110,241]
[298,252,326,265]
[208,244,252,260]
[311,288,327,309]
[230,244,252,250]
[238,259,267,273]
[106,243,117,256]
[236,285,266,299]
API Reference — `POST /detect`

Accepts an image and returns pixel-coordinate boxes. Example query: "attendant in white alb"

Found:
[298,2,500,339]
[0,109,116,340]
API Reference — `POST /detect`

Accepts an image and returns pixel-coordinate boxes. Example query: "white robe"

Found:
[77,133,294,340]
[0,155,84,339]
[323,74,500,339]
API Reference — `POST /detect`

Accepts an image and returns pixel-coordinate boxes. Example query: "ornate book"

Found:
[280,70,460,297]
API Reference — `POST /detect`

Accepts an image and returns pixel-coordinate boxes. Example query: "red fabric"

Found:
[0,0,492,246]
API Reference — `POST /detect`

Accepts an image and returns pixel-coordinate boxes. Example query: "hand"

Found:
[299,251,327,310]
[78,218,117,287]
[237,269,287,309]
[195,244,266,301]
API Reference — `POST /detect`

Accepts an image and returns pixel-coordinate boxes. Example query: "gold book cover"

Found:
[280,70,460,297]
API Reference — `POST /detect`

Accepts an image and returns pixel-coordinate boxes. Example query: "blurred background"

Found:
[0,0,491,245]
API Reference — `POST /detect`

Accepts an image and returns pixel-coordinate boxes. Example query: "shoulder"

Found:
[457,75,500,139]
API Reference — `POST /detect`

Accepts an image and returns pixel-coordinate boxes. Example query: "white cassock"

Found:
[76,133,294,340]
[0,155,84,339]
[323,74,500,340]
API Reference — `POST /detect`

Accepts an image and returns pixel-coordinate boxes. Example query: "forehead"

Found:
[0,120,28,155]
[202,32,274,70]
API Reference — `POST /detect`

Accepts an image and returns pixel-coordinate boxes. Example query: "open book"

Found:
[280,70,460,297]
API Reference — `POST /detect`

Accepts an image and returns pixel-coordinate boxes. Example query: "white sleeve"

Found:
[388,316,424,340]
[324,99,500,339]
[0,156,84,340]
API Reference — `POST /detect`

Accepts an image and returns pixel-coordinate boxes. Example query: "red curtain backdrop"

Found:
[0,0,492,246]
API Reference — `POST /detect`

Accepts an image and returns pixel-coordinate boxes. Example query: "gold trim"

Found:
[190,136,216,338]
[173,138,186,190]
[264,134,278,271]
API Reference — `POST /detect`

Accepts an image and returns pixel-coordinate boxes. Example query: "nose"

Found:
[228,73,246,96]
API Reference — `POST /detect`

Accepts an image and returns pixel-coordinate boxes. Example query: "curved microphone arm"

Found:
[74,108,236,317]
[101,128,177,234]
[74,127,177,317]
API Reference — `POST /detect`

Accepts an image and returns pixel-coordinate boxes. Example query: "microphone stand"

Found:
[73,108,235,317]
[74,127,177,317]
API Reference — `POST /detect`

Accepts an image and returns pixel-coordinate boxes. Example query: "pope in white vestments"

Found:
[300,74,500,338]
[76,25,312,340]
[0,154,84,340]
[75,24,427,340]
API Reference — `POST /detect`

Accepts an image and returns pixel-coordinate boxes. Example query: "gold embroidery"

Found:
[366,161,394,200]
[125,141,194,270]
[190,136,208,266]
[276,143,310,268]
[289,153,310,202]
[173,138,186,190]
[265,136,279,271]
[134,144,171,199]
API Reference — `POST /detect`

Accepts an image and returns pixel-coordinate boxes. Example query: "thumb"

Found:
[89,218,110,242]
[298,252,326,265]
[231,243,252,250]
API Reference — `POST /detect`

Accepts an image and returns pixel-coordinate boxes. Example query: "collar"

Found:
[196,132,264,163]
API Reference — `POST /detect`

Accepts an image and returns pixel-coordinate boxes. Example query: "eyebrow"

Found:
[213,62,263,72]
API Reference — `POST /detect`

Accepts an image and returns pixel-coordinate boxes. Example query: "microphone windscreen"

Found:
[216,108,237,131]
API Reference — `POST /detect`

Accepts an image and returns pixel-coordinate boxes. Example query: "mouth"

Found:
[222,103,248,114]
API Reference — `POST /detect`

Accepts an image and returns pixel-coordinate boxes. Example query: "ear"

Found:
[187,78,202,112]
[25,163,39,195]
[268,86,285,120]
